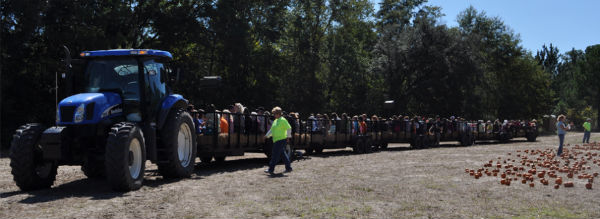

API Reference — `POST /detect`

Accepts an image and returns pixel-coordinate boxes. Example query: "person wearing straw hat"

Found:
[556,115,572,156]
[583,118,592,144]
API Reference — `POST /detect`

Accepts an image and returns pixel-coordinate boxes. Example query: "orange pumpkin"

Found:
[555,178,563,185]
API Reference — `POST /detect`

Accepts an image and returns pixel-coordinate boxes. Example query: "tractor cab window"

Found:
[83,58,140,101]
[143,59,167,118]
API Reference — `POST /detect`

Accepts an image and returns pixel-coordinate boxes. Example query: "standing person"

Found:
[264,107,293,175]
[583,118,592,144]
[556,115,571,156]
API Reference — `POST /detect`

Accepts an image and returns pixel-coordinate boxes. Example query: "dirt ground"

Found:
[1,133,599,218]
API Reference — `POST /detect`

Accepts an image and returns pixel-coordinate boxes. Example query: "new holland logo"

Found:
[110,108,123,114]
[101,104,123,118]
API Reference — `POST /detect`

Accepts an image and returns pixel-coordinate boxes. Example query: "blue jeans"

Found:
[583,131,590,143]
[557,134,565,156]
[268,140,292,172]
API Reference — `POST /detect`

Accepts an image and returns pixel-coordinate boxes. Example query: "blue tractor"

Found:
[9,49,196,191]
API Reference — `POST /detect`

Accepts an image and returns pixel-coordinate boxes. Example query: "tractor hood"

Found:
[57,92,122,125]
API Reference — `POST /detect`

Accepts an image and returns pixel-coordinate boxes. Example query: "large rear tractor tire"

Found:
[9,124,58,191]
[158,109,197,178]
[105,122,146,191]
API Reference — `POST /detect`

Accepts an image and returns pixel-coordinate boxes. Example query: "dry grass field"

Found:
[1,133,599,218]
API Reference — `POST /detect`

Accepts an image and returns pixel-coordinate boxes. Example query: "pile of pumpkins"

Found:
[466,143,600,190]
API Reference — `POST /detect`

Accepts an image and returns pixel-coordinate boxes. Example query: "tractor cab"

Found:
[59,49,173,126]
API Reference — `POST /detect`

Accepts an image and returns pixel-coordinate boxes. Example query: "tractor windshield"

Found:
[83,58,140,101]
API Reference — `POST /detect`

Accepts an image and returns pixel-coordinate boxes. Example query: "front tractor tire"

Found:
[9,124,58,191]
[105,122,146,191]
[158,109,197,178]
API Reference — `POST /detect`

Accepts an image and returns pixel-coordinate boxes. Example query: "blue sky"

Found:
[372,0,600,54]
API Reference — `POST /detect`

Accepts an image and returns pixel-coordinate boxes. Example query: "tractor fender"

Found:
[157,94,188,129]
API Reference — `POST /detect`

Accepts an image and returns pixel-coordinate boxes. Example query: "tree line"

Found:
[2,0,599,149]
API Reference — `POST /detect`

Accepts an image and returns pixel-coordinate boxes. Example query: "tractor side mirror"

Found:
[169,68,180,83]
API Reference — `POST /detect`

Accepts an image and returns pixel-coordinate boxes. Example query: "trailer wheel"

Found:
[413,136,423,149]
[460,133,472,146]
[364,138,373,153]
[421,136,428,148]
[304,148,314,155]
[9,124,58,191]
[314,146,324,154]
[105,122,146,191]
[353,138,364,154]
[214,156,226,163]
[380,142,388,150]
[499,133,509,143]
[526,132,537,142]
[81,156,105,179]
[264,139,273,158]
[200,156,212,163]
[158,109,197,178]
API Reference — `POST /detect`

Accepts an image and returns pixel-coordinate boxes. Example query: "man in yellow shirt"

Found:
[264,106,292,175]
[583,118,592,144]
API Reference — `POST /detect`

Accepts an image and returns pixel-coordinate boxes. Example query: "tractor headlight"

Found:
[74,103,85,123]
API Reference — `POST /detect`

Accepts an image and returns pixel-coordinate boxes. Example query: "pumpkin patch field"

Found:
[465,144,599,190]
[1,133,600,218]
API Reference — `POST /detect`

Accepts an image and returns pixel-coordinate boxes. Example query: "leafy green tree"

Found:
[323,0,379,114]
[457,6,552,119]
[582,45,600,130]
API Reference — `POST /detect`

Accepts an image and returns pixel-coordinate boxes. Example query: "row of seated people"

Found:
[473,119,537,137]
[189,103,536,147]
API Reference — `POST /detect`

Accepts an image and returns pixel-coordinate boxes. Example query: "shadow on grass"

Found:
[1,155,294,203]
[1,178,124,204]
